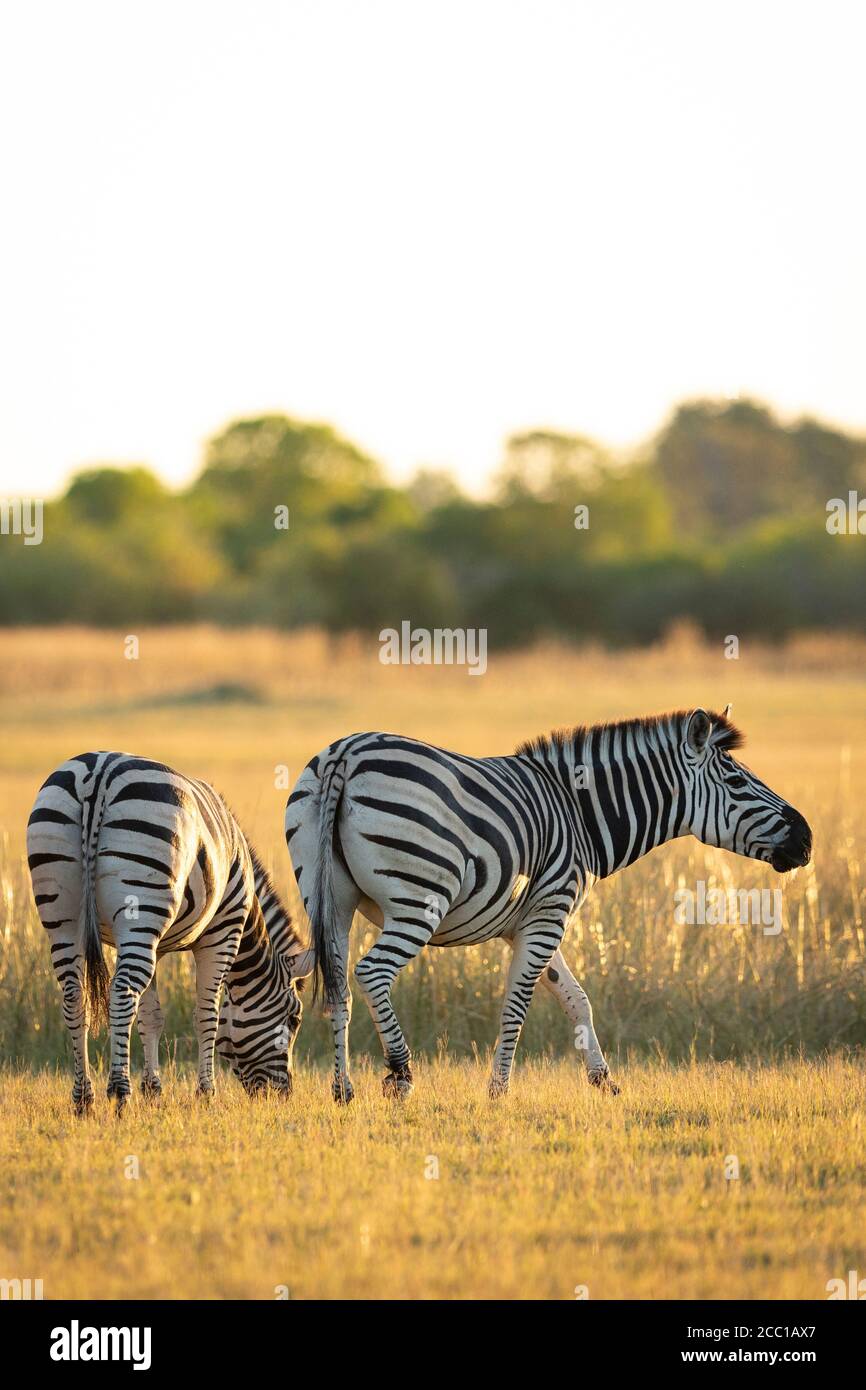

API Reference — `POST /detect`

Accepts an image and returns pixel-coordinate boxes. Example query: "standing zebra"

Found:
[27,751,312,1112]
[285,709,811,1102]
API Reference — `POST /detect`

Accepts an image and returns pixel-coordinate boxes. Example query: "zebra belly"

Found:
[429,916,510,946]
[96,905,217,953]
[428,871,531,946]
[357,894,385,929]
[160,915,218,951]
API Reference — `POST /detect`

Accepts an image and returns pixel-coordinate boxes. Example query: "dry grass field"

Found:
[1,625,865,1299]
[1,1057,863,1301]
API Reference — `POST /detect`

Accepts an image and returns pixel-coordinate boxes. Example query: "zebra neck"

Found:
[234,891,299,986]
[257,895,303,958]
[571,728,688,878]
[252,865,304,958]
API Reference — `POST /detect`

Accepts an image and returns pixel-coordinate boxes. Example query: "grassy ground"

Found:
[1,1056,863,1300]
[1,626,865,1299]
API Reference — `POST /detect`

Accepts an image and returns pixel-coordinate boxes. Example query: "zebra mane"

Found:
[515,708,745,760]
[247,841,280,901]
[245,839,307,983]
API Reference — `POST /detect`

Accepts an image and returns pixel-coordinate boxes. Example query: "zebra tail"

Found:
[81,772,111,1031]
[309,757,346,1009]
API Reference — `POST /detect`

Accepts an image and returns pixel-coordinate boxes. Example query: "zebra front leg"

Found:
[192,935,239,1098]
[354,919,431,1099]
[284,998,302,1093]
[107,942,158,1113]
[539,947,619,1093]
[136,975,165,1098]
[489,922,562,1098]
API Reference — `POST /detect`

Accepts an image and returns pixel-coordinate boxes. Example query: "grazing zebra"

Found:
[285,708,811,1102]
[216,849,313,1090]
[27,751,312,1112]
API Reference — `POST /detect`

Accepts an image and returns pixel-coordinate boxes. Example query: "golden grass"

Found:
[1,1057,863,1300]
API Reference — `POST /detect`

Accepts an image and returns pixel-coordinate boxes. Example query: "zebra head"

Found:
[682,707,811,872]
[216,964,302,1095]
[216,938,314,1096]
[216,849,315,1093]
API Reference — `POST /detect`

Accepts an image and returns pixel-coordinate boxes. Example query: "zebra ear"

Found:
[289,947,315,980]
[723,703,733,720]
[686,708,713,754]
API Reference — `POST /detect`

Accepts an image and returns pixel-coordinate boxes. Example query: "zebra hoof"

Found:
[487,1075,510,1099]
[332,1078,355,1105]
[382,1071,413,1100]
[73,1090,94,1117]
[196,1085,215,1101]
[588,1069,620,1094]
[140,1076,162,1099]
[107,1074,131,1113]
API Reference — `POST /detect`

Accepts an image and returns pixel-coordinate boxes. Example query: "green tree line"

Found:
[2,398,865,644]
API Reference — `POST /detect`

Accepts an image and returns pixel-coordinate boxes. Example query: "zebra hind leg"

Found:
[136,975,165,1098]
[62,965,95,1115]
[538,947,619,1093]
[325,927,354,1104]
[29,840,94,1114]
[354,917,432,1099]
[300,855,357,1103]
[107,943,158,1114]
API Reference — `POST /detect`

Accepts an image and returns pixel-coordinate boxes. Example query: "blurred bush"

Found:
[2,399,865,644]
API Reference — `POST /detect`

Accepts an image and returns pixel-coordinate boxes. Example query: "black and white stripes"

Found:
[285,709,811,1101]
[27,751,311,1112]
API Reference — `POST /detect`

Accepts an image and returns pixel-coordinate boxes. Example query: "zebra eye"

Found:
[727,776,747,790]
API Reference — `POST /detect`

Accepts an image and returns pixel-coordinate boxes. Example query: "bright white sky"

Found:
[1,1,864,498]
